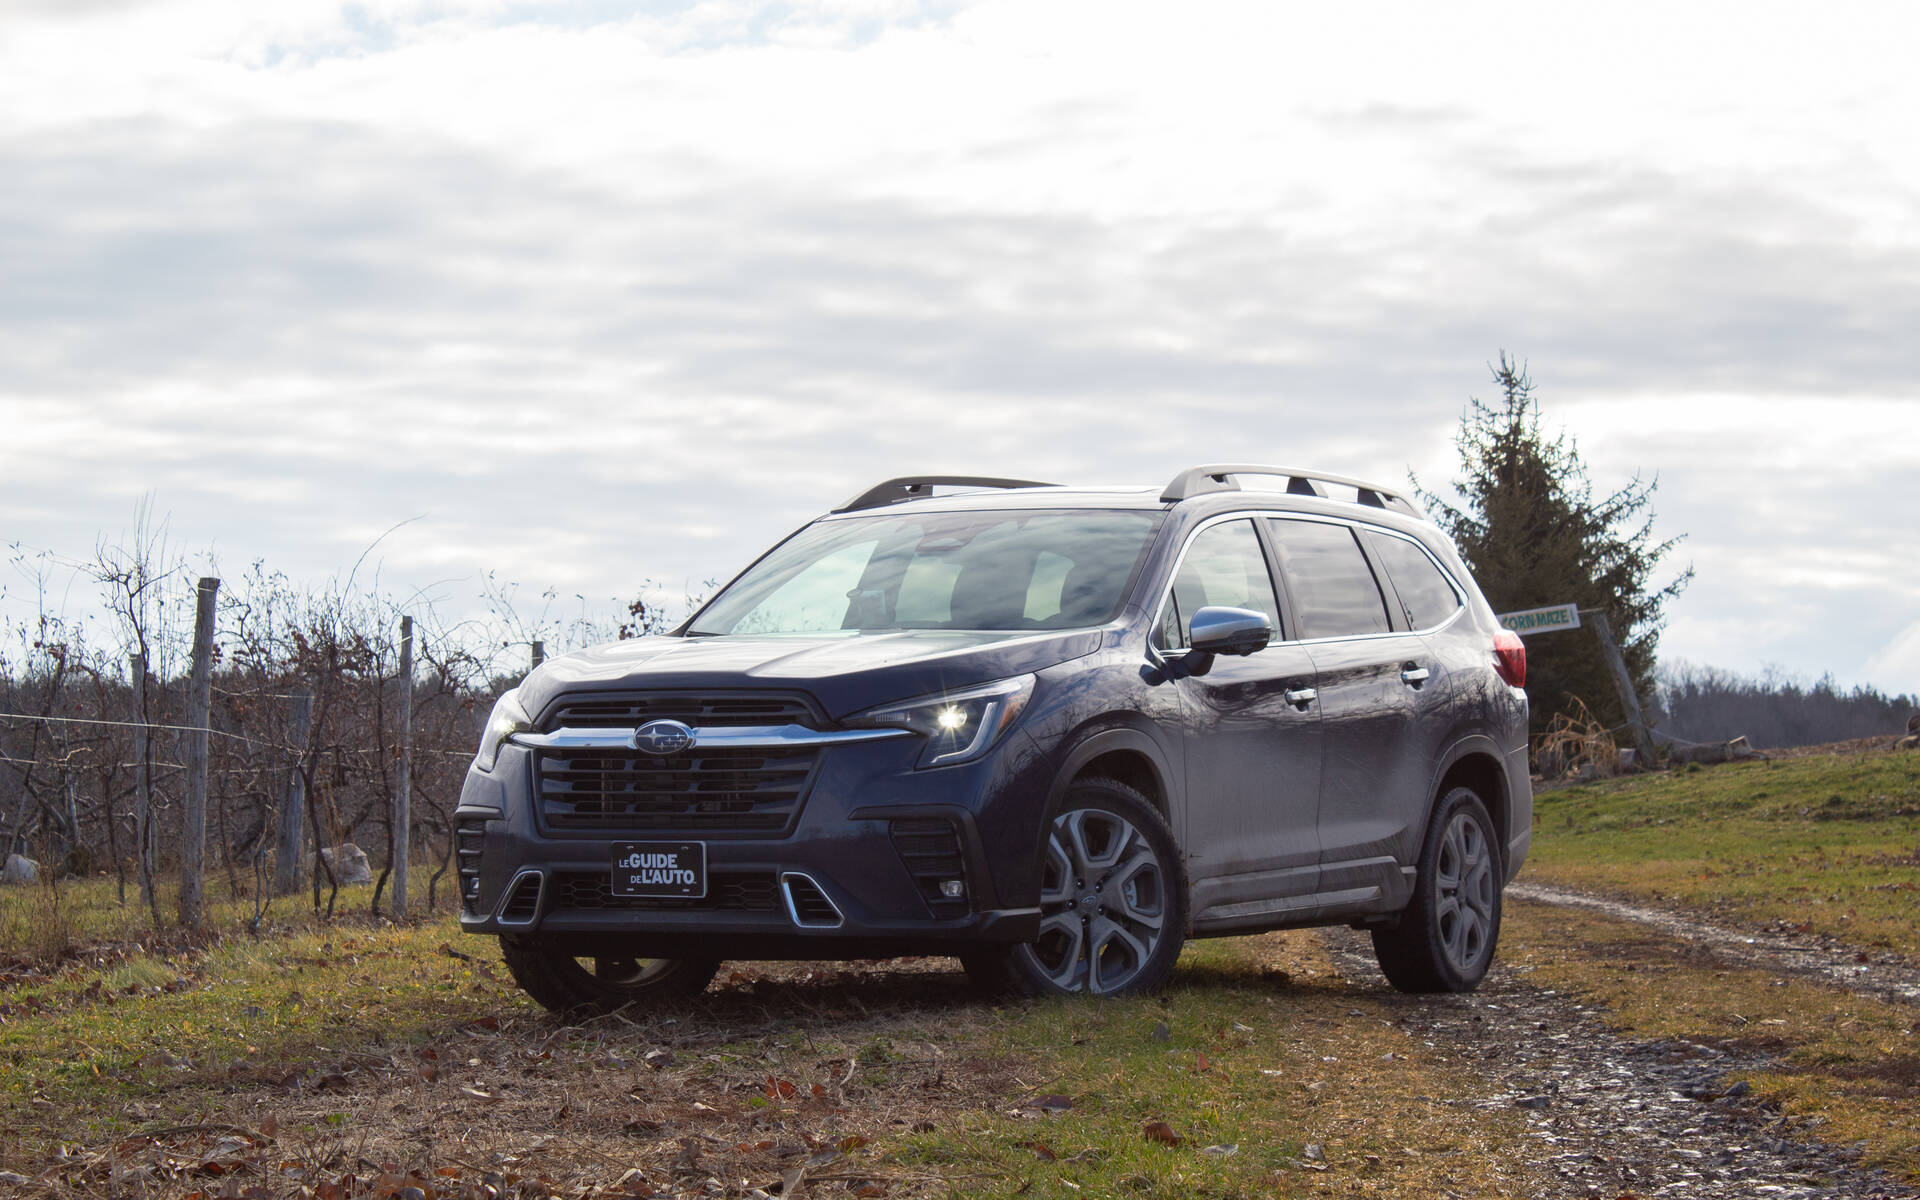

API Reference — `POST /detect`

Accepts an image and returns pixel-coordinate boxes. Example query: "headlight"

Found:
[473,688,532,772]
[847,675,1035,768]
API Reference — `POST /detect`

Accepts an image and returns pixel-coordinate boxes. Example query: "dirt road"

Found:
[1316,884,1919,1199]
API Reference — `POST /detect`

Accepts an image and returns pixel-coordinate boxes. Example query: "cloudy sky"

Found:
[2,0,1916,692]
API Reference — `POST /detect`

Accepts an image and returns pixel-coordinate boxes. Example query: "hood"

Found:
[516,628,1104,723]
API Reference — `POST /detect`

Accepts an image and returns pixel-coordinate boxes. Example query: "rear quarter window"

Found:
[1364,530,1463,631]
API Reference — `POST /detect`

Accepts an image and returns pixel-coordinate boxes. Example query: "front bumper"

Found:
[455,727,1052,959]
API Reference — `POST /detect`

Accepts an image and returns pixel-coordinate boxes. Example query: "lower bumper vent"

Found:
[552,871,779,912]
[781,873,843,928]
[498,871,544,924]
[456,817,487,915]
[890,818,970,918]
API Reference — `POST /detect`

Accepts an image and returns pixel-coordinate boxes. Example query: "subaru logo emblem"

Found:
[632,719,695,756]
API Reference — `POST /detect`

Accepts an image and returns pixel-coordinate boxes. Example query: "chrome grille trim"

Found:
[514,724,911,750]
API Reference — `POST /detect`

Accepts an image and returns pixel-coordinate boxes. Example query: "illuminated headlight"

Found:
[847,675,1036,768]
[473,688,532,772]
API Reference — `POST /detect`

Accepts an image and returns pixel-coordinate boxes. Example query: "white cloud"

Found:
[3,0,1920,688]
[1864,621,1920,699]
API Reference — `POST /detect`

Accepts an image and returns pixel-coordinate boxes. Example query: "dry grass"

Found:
[0,907,1556,1199]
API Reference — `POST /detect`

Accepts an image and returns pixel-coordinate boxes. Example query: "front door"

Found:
[1160,518,1323,915]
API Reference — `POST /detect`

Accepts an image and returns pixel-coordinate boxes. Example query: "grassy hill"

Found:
[1524,748,1920,957]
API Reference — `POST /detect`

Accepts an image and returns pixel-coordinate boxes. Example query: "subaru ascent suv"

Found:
[457,466,1532,1013]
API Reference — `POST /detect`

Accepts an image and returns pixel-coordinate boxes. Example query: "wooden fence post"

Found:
[394,615,413,918]
[1582,609,1657,766]
[130,651,156,917]
[275,688,313,896]
[180,576,219,929]
[531,640,545,670]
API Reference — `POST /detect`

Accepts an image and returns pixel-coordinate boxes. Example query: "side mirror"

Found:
[1188,606,1273,658]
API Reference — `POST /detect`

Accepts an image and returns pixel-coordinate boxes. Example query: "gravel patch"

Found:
[1319,927,1918,1199]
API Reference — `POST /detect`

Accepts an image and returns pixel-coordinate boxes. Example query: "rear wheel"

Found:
[1372,786,1501,993]
[969,778,1187,997]
[500,940,719,1018]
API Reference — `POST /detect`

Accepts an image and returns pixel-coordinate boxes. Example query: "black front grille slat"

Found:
[537,747,819,834]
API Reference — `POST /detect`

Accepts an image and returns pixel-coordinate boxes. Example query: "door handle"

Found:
[1283,687,1317,709]
[1400,667,1430,686]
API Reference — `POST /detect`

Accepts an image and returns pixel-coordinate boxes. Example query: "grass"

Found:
[1524,750,1920,956]
[1501,898,1920,1182]
[0,892,1550,1198]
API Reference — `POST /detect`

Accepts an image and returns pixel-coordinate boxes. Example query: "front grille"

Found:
[535,745,821,835]
[552,871,779,912]
[548,693,817,730]
[456,817,487,915]
[891,818,970,917]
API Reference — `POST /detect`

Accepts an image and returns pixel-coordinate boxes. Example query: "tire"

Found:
[1372,786,1502,993]
[499,939,719,1018]
[977,778,1188,997]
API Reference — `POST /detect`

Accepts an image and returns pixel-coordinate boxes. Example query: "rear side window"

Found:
[1364,531,1462,630]
[1159,519,1283,649]
[1267,519,1391,639]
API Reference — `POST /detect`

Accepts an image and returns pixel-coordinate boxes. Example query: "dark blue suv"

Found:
[457,466,1532,1012]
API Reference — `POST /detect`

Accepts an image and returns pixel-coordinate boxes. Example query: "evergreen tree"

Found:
[1416,354,1692,734]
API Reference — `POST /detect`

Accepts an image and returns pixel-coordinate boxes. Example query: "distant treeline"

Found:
[1654,662,1918,750]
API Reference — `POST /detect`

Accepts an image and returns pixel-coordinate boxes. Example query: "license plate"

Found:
[610,842,707,899]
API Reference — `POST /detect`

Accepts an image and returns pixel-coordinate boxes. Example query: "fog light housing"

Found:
[939,879,966,899]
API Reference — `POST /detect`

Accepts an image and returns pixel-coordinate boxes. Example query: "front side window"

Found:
[1267,519,1392,639]
[1158,519,1283,650]
[690,510,1163,636]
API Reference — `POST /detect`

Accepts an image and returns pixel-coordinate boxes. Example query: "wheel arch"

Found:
[1418,737,1512,871]
[1045,726,1178,825]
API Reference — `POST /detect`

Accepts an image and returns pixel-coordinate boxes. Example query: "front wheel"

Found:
[499,940,719,1018]
[971,779,1188,997]
[1372,786,1502,993]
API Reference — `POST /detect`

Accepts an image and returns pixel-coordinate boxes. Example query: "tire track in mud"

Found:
[1316,917,1918,1200]
[1508,882,1920,1006]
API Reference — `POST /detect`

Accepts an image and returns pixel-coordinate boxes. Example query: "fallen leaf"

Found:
[765,1077,797,1100]
[1196,1051,1212,1073]
[1141,1121,1184,1148]
[1013,1142,1056,1161]
[837,1135,868,1153]
[853,1185,887,1198]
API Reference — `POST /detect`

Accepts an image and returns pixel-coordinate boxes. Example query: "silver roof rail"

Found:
[1160,464,1422,516]
[832,475,1058,514]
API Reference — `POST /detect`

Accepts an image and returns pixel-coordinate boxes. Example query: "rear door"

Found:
[1162,517,1323,911]
[1266,517,1437,902]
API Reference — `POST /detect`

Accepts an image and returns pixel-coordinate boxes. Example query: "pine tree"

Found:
[1417,354,1692,734]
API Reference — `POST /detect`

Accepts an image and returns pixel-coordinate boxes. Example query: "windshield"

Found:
[688,509,1164,636]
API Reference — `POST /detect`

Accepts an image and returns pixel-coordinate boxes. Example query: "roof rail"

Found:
[1160,464,1421,516]
[832,475,1059,514]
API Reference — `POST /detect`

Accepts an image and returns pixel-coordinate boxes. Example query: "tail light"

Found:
[1493,629,1526,688]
